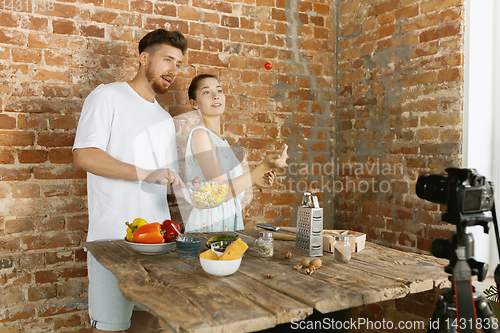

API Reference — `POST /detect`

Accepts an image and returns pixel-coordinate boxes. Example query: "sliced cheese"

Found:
[219,238,248,260]
[200,249,220,260]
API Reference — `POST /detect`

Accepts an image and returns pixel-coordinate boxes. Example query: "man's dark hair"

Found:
[188,74,218,100]
[139,29,188,55]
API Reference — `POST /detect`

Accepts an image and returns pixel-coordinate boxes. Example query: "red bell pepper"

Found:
[162,219,181,243]
[133,222,166,244]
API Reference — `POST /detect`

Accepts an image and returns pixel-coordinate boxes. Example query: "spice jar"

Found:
[333,235,351,263]
[255,231,273,258]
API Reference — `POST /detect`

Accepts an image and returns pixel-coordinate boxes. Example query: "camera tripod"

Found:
[428,247,498,333]
[427,209,500,333]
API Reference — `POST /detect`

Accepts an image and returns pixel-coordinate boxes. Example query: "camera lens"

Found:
[415,174,448,205]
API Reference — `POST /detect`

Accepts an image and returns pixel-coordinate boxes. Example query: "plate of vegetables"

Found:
[124,218,180,255]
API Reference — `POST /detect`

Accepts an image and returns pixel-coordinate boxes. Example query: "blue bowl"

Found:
[176,237,201,259]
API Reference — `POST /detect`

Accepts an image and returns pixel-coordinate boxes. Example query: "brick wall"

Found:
[0,0,335,331]
[0,0,464,332]
[334,0,464,254]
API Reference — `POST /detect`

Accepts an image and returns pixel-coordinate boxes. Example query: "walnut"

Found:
[304,267,314,275]
[266,274,274,279]
[310,258,322,270]
[284,251,292,259]
[294,264,302,270]
[301,258,311,267]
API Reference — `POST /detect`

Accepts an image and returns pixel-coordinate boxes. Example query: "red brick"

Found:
[0,29,27,46]
[421,0,462,13]
[48,148,73,164]
[87,39,135,58]
[75,248,87,262]
[396,4,419,20]
[131,0,153,13]
[81,24,105,38]
[34,70,70,82]
[0,237,22,252]
[188,51,228,67]
[67,215,88,231]
[0,11,19,28]
[28,285,57,301]
[60,266,87,279]
[52,19,78,35]
[91,8,119,24]
[193,0,231,13]
[37,216,65,231]
[401,12,439,32]
[48,115,77,130]
[44,50,71,67]
[417,238,433,252]
[18,149,48,163]
[0,45,10,59]
[271,8,286,21]
[35,270,59,284]
[231,30,267,45]
[369,0,400,17]
[5,217,34,233]
[33,165,86,180]
[0,149,15,164]
[43,184,71,197]
[24,233,81,251]
[11,183,41,198]
[203,40,223,52]
[154,2,176,16]
[0,114,16,129]
[57,281,84,298]
[419,24,461,43]
[21,15,50,31]
[441,7,462,22]
[439,68,462,83]
[44,3,78,19]
[37,132,75,147]
[0,131,34,146]
[222,15,239,28]
[105,0,128,10]
[238,16,253,29]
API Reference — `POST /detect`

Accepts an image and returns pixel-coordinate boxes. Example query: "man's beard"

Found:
[146,66,169,95]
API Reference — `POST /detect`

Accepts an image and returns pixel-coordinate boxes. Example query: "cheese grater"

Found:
[295,206,323,257]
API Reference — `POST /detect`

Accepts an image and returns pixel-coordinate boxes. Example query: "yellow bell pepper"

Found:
[125,218,148,242]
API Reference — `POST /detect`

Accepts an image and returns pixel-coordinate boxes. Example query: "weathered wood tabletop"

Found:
[85,229,450,333]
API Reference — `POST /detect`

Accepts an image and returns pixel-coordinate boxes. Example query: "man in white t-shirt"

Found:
[73,29,187,333]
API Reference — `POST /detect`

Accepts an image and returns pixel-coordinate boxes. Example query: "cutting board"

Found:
[253,226,296,241]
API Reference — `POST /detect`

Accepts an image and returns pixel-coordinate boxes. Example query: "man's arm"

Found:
[73,147,183,186]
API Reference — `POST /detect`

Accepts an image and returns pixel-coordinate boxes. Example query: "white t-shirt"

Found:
[73,82,178,241]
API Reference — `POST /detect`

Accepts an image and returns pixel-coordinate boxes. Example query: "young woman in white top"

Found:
[183,74,288,233]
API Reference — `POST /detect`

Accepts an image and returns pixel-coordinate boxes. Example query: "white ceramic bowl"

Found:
[124,240,176,255]
[200,257,242,276]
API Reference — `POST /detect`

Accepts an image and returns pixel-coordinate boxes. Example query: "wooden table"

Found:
[85,230,450,332]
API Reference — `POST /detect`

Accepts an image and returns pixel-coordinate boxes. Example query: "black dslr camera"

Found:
[416,168,500,332]
[416,167,494,217]
[416,167,494,280]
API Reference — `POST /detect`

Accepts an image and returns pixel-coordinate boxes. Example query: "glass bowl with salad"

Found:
[181,181,229,209]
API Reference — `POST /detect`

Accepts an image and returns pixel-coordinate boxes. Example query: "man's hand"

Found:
[143,168,184,187]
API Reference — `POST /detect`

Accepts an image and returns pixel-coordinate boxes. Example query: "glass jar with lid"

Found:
[255,231,274,258]
[333,235,351,263]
